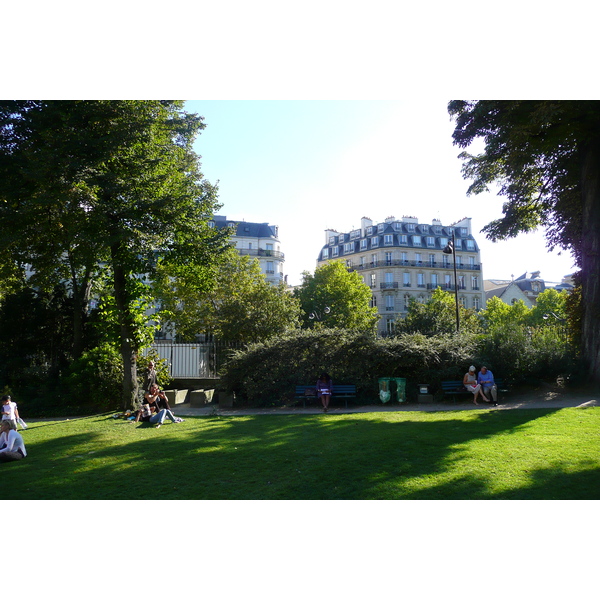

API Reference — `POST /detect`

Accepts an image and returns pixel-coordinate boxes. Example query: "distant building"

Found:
[210,215,286,285]
[484,271,574,306]
[317,215,486,336]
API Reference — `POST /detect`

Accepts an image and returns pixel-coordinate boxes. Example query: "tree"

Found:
[0,101,230,409]
[397,288,482,336]
[294,261,379,331]
[155,251,302,343]
[448,100,600,381]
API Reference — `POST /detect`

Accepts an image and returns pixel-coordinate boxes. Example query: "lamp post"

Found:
[442,231,460,333]
[309,306,331,321]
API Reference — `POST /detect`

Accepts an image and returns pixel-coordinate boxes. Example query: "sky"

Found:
[186,100,577,287]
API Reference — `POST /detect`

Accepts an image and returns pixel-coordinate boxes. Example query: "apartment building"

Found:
[317,215,486,335]
[211,215,285,285]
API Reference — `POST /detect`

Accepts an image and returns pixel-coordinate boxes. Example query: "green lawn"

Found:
[3,407,600,499]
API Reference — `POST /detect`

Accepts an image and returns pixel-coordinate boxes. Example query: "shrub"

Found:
[221,328,481,405]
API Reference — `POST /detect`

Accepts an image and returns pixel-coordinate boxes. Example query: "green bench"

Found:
[295,384,357,409]
[441,379,506,404]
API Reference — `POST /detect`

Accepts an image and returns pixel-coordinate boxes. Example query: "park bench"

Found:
[441,378,506,404]
[294,384,357,409]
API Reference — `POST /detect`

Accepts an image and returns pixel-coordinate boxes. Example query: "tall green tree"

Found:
[155,251,302,343]
[0,101,230,409]
[397,288,482,336]
[448,100,600,381]
[294,261,379,331]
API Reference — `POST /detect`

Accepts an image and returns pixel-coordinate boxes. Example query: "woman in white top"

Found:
[0,420,27,462]
[463,365,483,405]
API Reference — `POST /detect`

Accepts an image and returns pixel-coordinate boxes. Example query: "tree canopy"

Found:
[294,261,379,332]
[0,101,231,408]
[155,251,302,344]
[448,100,600,381]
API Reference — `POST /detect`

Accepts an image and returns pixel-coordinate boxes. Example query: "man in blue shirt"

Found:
[477,366,498,406]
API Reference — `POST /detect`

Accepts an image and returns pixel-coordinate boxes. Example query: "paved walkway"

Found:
[171,386,600,417]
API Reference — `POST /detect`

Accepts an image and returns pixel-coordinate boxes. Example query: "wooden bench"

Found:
[294,384,357,409]
[441,379,506,404]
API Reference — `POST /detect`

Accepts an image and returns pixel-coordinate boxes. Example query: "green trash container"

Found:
[394,378,407,403]
[378,377,392,403]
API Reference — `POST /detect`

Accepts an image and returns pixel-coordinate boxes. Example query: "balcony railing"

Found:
[238,248,285,259]
[380,282,399,289]
[348,259,480,271]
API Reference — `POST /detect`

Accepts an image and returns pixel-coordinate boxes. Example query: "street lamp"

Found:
[442,231,460,333]
[309,306,331,321]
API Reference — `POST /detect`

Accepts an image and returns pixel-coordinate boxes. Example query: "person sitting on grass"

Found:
[0,420,26,462]
[133,384,183,428]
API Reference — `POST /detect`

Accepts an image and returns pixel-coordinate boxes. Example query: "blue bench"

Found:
[294,384,357,409]
[441,379,506,404]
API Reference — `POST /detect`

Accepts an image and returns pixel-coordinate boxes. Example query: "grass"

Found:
[2,407,600,499]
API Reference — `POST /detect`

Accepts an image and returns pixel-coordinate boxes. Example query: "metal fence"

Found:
[145,342,242,378]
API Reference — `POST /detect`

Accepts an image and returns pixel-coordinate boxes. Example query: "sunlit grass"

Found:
[2,407,599,499]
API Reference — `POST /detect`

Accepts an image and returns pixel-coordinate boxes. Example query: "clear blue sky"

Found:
[186,100,576,287]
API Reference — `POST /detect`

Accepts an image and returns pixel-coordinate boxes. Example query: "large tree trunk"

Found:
[111,243,139,411]
[580,139,600,383]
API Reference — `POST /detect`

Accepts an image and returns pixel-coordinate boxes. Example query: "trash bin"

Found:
[394,378,407,403]
[378,378,392,403]
[378,378,406,403]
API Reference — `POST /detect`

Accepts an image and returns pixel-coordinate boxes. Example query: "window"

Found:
[385,295,395,311]
[459,296,466,308]
[469,256,475,268]
[344,242,354,253]
[415,252,422,264]
[472,275,479,290]
[421,224,429,233]
[321,248,329,260]
[412,236,421,246]
[440,237,448,248]
[444,274,452,287]
[407,223,415,232]
[384,234,394,245]
[428,254,435,267]
[403,294,410,310]
[338,234,345,243]
[385,252,393,265]
[399,234,408,245]
[442,254,450,268]
[371,254,378,267]
[433,226,442,235]
[332,246,339,257]
[458,275,466,289]
[350,229,360,239]
[455,255,462,268]
[378,223,384,233]
[385,272,394,283]
[460,227,468,236]
[454,238,462,249]
[386,318,395,334]
[371,236,379,247]
[370,273,376,287]
[427,236,435,247]
[266,261,274,274]
[401,252,408,264]
[473,296,481,310]
[370,295,377,308]
[431,273,438,287]
[329,236,336,245]
[393,222,401,231]
[466,240,475,250]
[417,273,425,287]
[360,239,367,250]
[360,256,366,268]
[367,226,373,236]
[403,272,411,286]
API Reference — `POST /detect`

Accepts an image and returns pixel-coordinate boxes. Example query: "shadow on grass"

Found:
[2,408,599,500]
